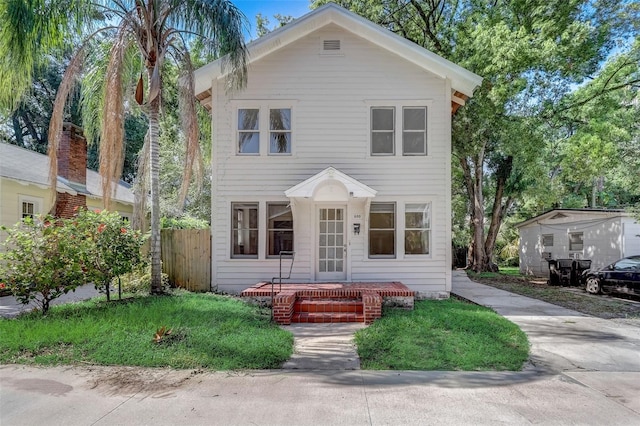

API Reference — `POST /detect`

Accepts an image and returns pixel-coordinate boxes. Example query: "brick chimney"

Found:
[55,123,88,218]
[57,123,87,185]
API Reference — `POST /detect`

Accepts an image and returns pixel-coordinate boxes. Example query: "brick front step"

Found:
[292,312,365,323]
[294,299,363,314]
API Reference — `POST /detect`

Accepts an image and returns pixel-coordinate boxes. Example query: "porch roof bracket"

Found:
[284,166,377,201]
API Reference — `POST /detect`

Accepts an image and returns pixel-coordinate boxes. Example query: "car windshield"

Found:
[613,257,640,271]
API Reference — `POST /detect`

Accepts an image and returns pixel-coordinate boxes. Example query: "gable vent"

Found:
[323,39,341,51]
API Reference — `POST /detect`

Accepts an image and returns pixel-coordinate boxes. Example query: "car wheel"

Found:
[585,277,601,294]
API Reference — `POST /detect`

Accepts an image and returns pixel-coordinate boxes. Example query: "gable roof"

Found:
[194,2,482,111]
[515,208,630,229]
[285,167,377,199]
[0,143,134,205]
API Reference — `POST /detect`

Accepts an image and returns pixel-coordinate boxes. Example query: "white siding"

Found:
[210,25,451,296]
[519,211,634,276]
[622,218,640,258]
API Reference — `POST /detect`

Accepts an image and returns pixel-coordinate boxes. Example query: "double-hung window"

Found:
[370,104,428,156]
[402,107,427,155]
[269,109,291,154]
[267,203,294,256]
[236,104,293,155]
[231,203,258,258]
[371,107,395,155]
[369,203,395,257]
[405,203,430,255]
[19,195,41,220]
[237,109,260,154]
[569,232,583,251]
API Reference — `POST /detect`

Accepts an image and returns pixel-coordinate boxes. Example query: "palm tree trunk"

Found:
[148,96,162,294]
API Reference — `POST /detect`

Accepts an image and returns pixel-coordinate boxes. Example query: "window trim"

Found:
[404,203,431,255]
[266,202,294,258]
[232,101,296,157]
[18,195,42,220]
[231,202,259,259]
[569,232,584,252]
[268,108,293,156]
[402,106,427,156]
[370,107,395,156]
[368,202,396,259]
[542,234,554,247]
[366,100,431,157]
[236,108,261,155]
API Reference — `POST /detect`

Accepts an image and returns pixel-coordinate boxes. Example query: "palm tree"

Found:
[0,0,247,293]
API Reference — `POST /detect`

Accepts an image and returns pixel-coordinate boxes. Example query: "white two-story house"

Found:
[193,3,481,298]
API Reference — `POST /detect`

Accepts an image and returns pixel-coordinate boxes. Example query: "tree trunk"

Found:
[471,145,486,271]
[148,96,162,294]
[484,156,513,269]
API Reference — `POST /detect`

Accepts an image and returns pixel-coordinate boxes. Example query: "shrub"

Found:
[0,216,89,315]
[160,216,209,229]
[72,209,147,301]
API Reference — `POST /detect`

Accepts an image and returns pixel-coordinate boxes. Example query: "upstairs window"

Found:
[371,107,395,155]
[405,203,430,255]
[231,203,258,258]
[269,109,292,154]
[237,109,260,154]
[402,107,427,155]
[267,203,294,256]
[369,203,395,257]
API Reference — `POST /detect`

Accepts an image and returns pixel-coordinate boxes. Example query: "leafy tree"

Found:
[72,208,146,301]
[0,216,89,315]
[255,13,295,38]
[0,0,248,293]
[313,0,639,271]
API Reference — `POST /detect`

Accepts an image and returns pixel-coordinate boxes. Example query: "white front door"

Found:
[317,207,347,281]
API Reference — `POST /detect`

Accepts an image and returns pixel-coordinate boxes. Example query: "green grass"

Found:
[0,292,293,369]
[355,299,529,370]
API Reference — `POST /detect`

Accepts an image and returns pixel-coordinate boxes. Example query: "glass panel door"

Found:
[317,207,346,280]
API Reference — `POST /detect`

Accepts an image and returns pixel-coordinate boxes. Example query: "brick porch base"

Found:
[241,282,415,325]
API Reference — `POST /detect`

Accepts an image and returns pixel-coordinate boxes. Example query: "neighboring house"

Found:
[1,123,134,233]
[517,209,640,276]
[193,3,482,298]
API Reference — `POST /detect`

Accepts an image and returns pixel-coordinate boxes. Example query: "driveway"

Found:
[451,270,640,373]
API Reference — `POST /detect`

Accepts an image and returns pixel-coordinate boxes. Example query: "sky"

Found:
[234,1,313,39]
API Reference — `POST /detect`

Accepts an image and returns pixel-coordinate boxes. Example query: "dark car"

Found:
[583,255,640,296]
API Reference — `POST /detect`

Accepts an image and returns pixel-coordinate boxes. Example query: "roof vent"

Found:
[323,39,341,51]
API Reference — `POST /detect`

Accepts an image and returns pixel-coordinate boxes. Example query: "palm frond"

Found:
[48,46,87,201]
[99,27,130,210]
[165,0,248,90]
[176,52,204,209]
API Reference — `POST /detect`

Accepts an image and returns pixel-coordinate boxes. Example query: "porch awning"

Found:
[284,167,377,201]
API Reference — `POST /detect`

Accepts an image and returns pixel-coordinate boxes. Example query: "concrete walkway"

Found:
[282,323,365,370]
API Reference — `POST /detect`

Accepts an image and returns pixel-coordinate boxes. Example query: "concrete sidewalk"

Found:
[2,364,640,425]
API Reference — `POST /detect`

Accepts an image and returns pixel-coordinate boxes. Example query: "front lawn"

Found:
[0,292,293,369]
[355,299,529,370]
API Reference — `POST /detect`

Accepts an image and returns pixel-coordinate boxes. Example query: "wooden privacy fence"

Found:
[161,229,211,292]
